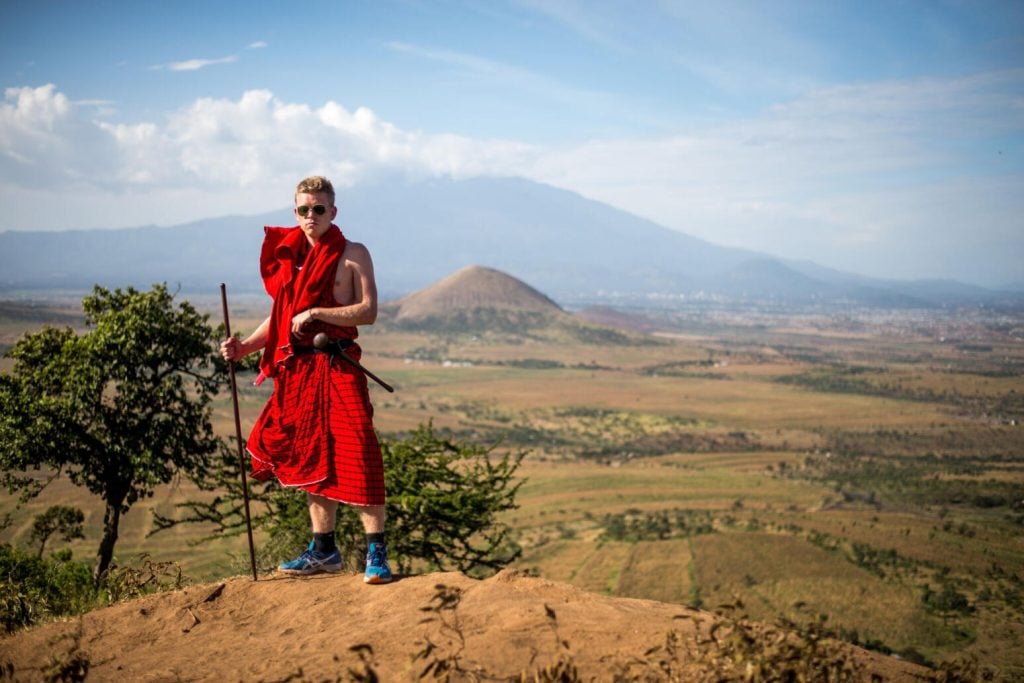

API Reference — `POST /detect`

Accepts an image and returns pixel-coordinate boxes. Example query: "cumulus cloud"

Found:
[0,84,120,186]
[0,73,1020,284]
[0,85,534,229]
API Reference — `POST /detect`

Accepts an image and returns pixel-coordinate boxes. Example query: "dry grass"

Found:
[690,532,955,656]
[3,299,1023,677]
[0,475,259,580]
[614,538,693,604]
[566,541,632,595]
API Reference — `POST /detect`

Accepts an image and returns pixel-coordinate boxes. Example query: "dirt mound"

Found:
[393,265,563,322]
[1,569,926,682]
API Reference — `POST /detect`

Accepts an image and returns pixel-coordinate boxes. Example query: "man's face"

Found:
[294,191,338,243]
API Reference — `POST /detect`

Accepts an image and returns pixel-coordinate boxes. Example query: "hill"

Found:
[0,176,1017,308]
[380,265,644,346]
[391,265,563,322]
[0,569,926,681]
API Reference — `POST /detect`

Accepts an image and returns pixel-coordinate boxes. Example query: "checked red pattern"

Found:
[247,346,386,506]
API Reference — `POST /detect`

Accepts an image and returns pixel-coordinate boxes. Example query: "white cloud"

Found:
[0,84,119,186]
[247,41,268,49]
[1,84,70,131]
[519,70,1024,283]
[0,85,533,229]
[0,73,1020,284]
[160,55,239,72]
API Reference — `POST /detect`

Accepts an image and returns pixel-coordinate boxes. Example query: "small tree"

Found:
[30,506,85,558]
[157,423,524,576]
[0,284,222,580]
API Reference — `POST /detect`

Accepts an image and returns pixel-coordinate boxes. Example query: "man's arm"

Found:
[291,242,378,334]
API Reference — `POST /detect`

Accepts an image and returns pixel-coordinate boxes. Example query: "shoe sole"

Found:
[363,574,393,584]
[278,564,343,575]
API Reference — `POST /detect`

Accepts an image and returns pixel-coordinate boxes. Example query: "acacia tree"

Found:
[0,284,222,580]
[30,505,85,558]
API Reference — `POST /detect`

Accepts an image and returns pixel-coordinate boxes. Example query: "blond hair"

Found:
[295,176,335,203]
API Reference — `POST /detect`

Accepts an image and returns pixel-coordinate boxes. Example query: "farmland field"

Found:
[1,298,1022,677]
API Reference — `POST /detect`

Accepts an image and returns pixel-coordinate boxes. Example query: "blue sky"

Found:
[2,1,1022,286]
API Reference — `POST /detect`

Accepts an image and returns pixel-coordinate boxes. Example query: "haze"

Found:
[1,1,1022,288]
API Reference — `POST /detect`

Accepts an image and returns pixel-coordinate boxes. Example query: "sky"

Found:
[1,1,1022,287]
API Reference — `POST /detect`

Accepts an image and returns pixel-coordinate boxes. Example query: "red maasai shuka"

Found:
[246,224,386,506]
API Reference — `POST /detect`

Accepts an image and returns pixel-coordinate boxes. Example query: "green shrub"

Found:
[158,422,524,577]
[0,544,95,632]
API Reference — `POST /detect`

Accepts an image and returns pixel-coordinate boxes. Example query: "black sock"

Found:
[313,532,336,554]
[366,532,385,547]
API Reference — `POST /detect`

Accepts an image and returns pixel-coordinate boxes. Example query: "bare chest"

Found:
[332,260,356,306]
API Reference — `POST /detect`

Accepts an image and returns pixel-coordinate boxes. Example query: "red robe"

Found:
[246,224,385,506]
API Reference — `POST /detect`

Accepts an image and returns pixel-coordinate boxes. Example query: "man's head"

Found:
[294,175,338,244]
[295,175,335,204]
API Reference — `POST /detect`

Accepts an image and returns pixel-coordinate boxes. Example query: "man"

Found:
[220,175,391,584]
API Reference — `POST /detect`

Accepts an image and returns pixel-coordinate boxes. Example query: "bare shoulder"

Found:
[342,240,373,265]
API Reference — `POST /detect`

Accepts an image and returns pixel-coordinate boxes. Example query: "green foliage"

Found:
[30,506,85,558]
[376,423,524,574]
[0,544,95,632]
[797,428,1023,512]
[0,543,186,634]
[600,508,715,542]
[922,583,974,616]
[157,423,524,576]
[777,365,1024,420]
[0,284,223,579]
[394,308,558,334]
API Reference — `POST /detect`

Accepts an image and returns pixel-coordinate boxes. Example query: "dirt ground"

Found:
[1,568,929,682]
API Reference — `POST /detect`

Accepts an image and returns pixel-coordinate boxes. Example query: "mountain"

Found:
[389,265,563,322]
[379,265,629,340]
[0,176,1017,308]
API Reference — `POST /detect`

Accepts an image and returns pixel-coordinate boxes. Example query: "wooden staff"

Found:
[220,283,258,581]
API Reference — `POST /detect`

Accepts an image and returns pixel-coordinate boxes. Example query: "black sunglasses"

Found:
[296,204,329,217]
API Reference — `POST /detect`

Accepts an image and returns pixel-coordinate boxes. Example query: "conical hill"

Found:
[391,265,563,325]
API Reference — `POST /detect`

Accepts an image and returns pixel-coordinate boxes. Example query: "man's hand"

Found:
[220,336,245,362]
[291,308,315,335]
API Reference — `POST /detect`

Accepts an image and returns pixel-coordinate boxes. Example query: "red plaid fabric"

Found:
[257,224,347,380]
[247,345,386,506]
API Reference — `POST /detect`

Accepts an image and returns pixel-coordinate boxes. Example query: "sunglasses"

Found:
[295,204,329,217]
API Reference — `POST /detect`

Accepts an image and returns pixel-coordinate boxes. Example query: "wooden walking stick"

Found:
[220,283,259,581]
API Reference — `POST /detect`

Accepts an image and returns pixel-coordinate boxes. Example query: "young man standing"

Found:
[220,175,391,583]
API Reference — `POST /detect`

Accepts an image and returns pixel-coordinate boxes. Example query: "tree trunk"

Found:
[93,501,121,581]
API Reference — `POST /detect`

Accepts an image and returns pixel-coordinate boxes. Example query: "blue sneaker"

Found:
[363,542,393,584]
[278,541,342,575]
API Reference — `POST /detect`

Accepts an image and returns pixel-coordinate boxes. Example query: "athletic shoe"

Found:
[278,541,343,575]
[363,542,393,584]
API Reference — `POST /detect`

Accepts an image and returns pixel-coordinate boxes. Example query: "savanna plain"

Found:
[2,296,1022,677]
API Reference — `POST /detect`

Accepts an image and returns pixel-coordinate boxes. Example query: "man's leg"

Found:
[357,505,392,584]
[309,493,340,533]
[356,505,385,534]
[277,493,342,575]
